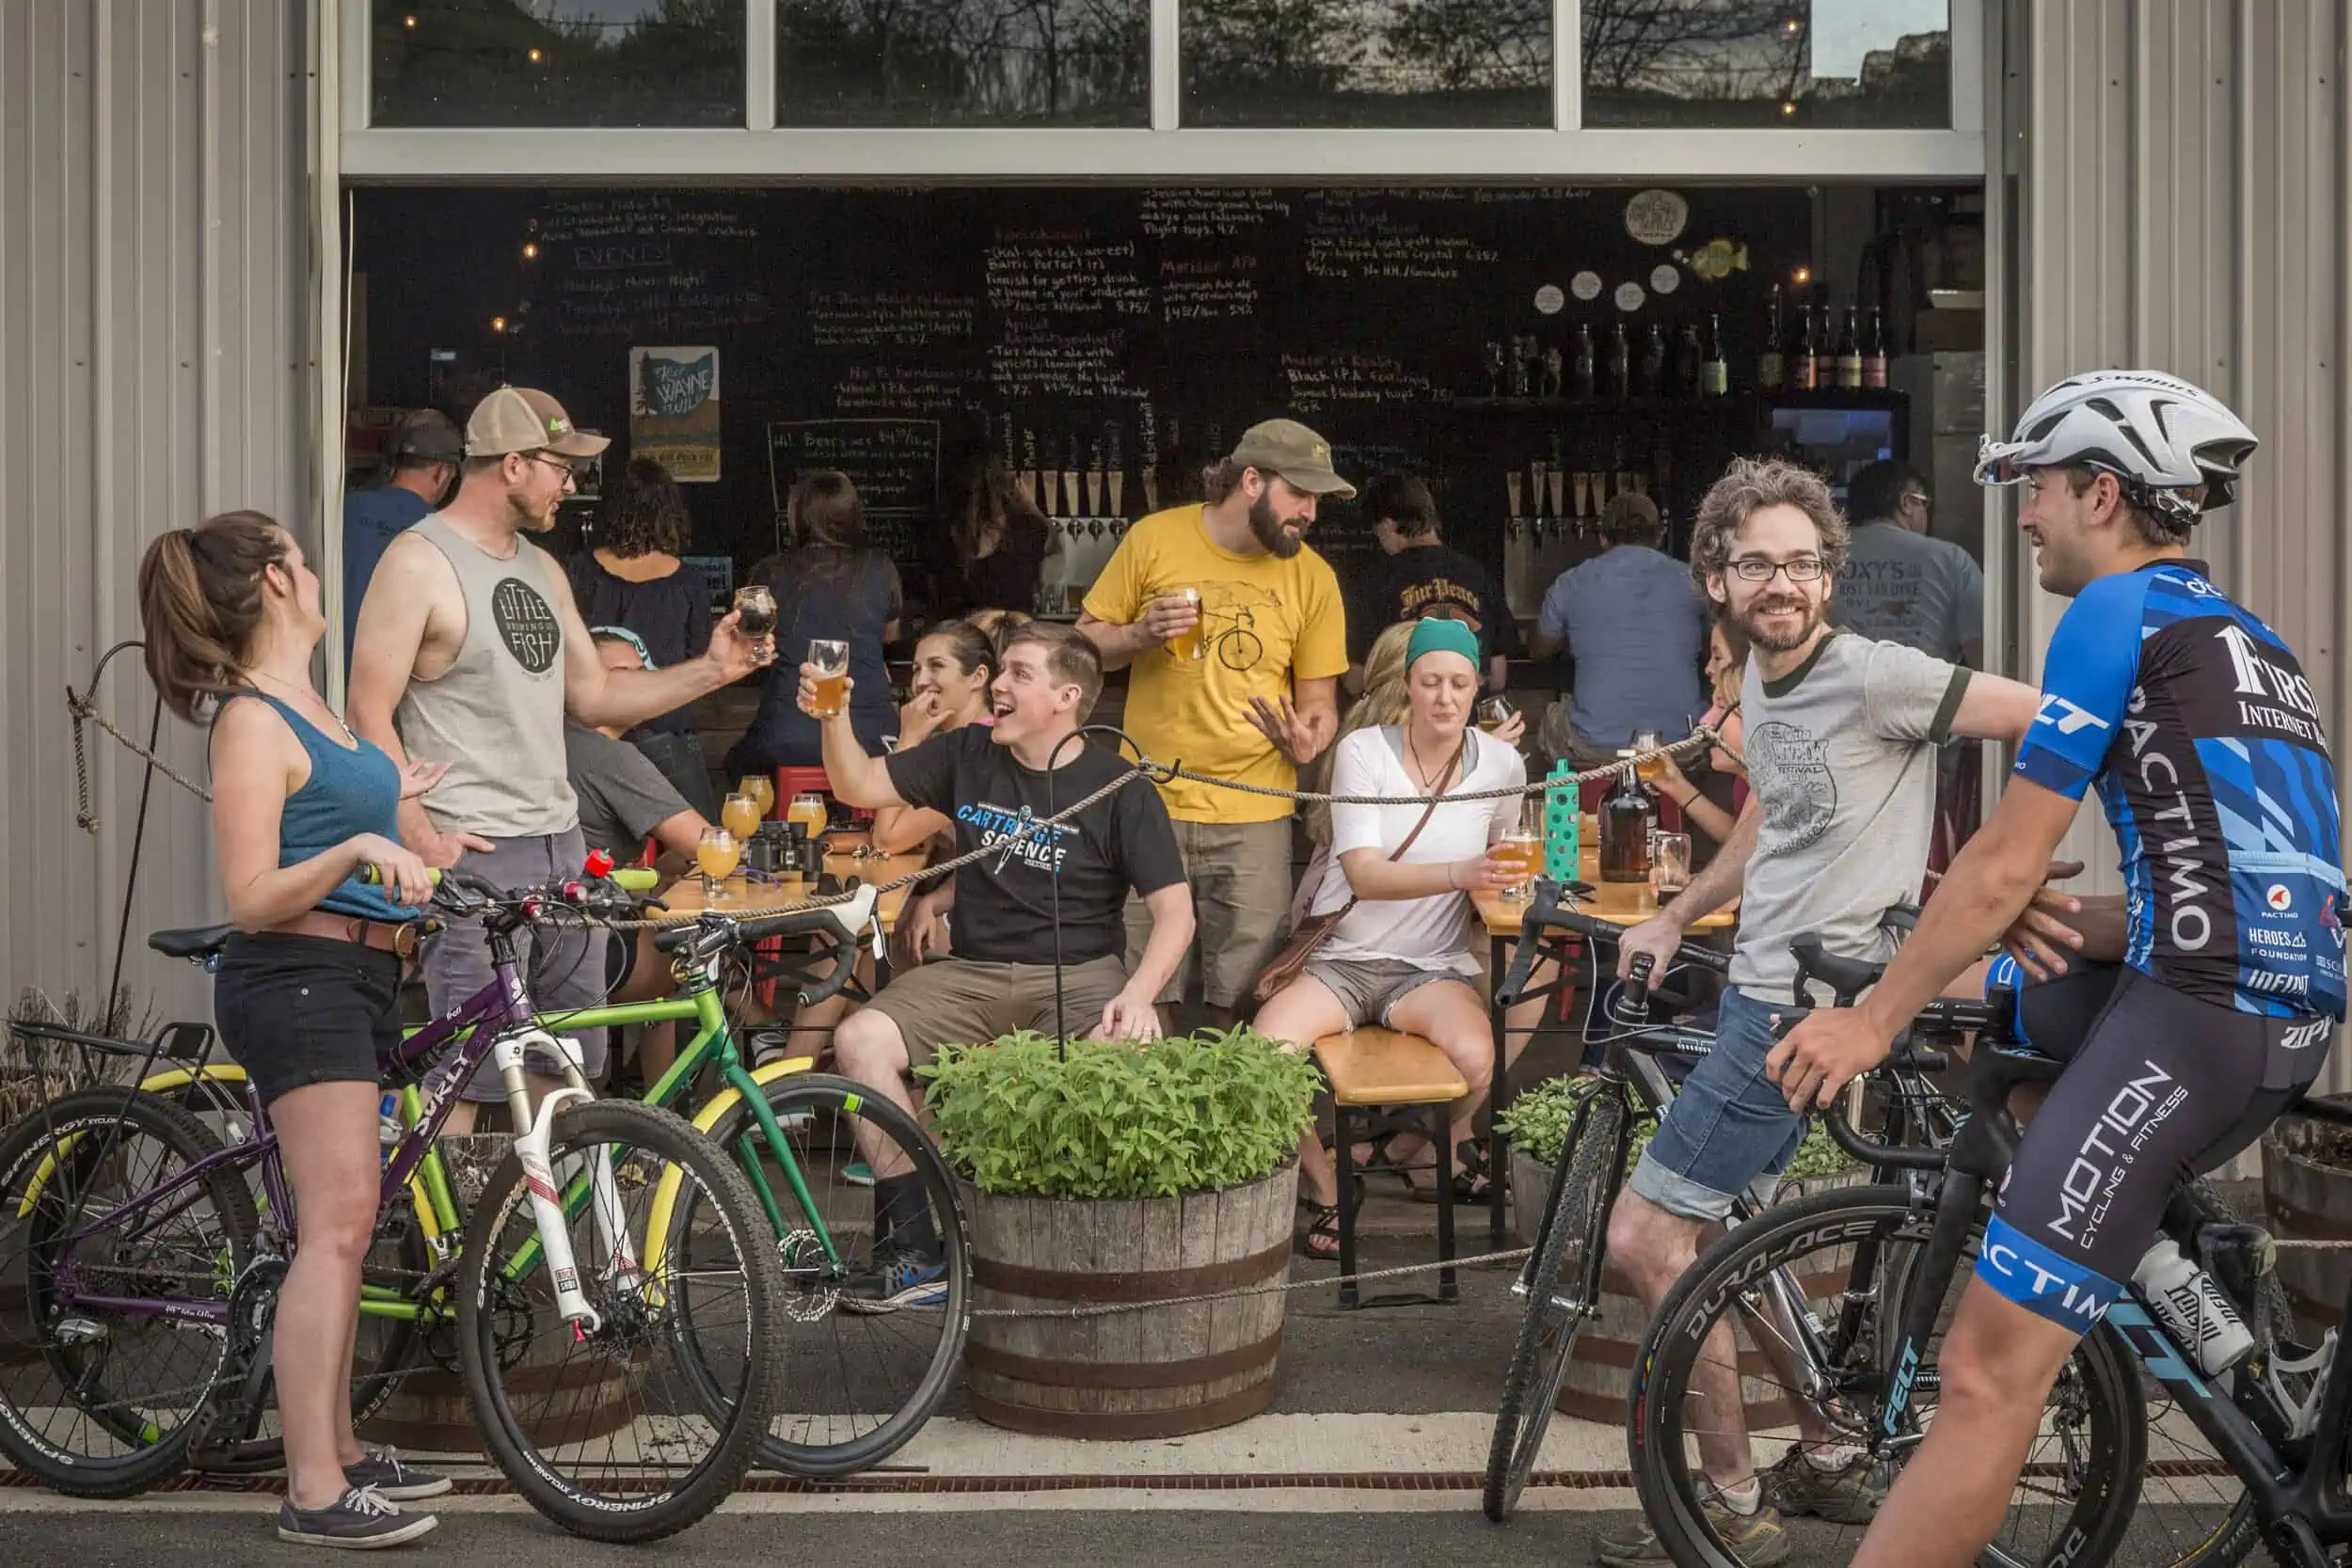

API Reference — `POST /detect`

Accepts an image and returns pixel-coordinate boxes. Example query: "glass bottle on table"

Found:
[1598,761,1657,885]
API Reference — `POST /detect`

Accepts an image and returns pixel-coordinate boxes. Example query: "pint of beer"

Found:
[1165,587,1204,661]
[1500,831,1545,900]
[808,639,850,718]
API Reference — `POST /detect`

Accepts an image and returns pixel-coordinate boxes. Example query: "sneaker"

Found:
[343,1446,451,1502]
[1760,1443,1888,1525]
[277,1486,437,1549]
[840,1245,947,1314]
[1595,1493,1789,1568]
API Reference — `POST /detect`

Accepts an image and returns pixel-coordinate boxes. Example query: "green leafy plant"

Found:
[920,1026,1321,1200]
[1498,1073,1854,1181]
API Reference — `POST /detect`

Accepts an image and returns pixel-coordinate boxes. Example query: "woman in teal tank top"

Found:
[137,511,451,1547]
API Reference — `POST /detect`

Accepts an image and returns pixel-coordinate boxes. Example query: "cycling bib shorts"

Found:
[1976,955,2329,1331]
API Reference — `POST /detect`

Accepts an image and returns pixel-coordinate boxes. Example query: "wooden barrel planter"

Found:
[1512,1148,1864,1423]
[962,1163,1295,1439]
[2264,1109,2352,1329]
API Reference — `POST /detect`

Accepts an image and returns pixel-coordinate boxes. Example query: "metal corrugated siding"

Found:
[2007,0,2352,1086]
[0,2,308,1025]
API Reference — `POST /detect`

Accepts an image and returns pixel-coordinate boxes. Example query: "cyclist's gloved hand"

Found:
[2001,859,2088,982]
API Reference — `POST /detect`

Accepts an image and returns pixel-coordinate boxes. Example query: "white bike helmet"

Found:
[1974,370,2258,529]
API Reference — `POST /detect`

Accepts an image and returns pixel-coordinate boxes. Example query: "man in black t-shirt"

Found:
[805,622,1193,1307]
[1347,473,1519,693]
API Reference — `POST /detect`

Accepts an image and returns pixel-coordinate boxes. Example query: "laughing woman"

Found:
[1252,618,1521,1260]
[138,512,452,1547]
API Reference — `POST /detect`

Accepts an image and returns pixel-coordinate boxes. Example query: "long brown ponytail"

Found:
[136,510,288,721]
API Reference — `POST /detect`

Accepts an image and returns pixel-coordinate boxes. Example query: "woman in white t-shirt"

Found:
[1254,619,1523,1259]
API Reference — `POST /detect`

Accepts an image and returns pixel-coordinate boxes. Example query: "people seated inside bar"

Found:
[1530,491,1712,768]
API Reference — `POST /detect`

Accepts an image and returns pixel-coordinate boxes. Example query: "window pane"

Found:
[1181,0,1551,128]
[1581,0,1949,129]
[777,0,1148,126]
[372,0,746,129]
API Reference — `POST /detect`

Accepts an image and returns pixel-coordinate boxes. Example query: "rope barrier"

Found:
[968,1245,1534,1319]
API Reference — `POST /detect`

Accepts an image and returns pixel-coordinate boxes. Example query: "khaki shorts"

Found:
[1122,817,1295,1009]
[1301,955,1472,1031]
[867,954,1128,1069]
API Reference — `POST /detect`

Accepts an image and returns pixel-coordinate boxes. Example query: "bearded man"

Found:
[1077,419,1352,1024]
[1588,457,2038,1568]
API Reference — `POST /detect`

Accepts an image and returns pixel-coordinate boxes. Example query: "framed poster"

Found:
[628,345,721,481]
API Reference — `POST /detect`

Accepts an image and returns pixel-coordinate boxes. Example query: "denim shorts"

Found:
[1629,985,1805,1222]
[213,932,403,1108]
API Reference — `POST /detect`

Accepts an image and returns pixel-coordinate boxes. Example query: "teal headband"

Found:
[1406,616,1480,671]
[591,625,656,670]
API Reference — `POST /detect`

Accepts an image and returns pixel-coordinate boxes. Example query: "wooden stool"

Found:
[1312,1027,1468,1309]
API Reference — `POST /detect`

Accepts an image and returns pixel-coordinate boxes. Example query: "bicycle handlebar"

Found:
[650,881,883,1007]
[1496,879,1726,1006]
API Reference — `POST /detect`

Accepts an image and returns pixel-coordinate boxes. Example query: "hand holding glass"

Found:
[803,641,850,718]
[1158,588,1204,661]
[1478,696,1518,734]
[732,583,777,640]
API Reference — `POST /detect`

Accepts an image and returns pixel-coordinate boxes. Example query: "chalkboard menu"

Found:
[356,185,1811,609]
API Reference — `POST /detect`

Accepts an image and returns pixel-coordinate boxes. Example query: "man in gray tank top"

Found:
[350,388,772,1129]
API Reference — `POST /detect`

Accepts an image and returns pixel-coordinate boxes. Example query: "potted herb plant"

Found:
[922,1027,1319,1439]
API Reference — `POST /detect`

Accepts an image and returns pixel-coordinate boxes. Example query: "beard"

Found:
[1734,592,1825,653]
[1248,491,1306,559]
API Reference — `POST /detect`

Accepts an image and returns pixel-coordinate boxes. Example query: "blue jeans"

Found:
[1629,986,1805,1221]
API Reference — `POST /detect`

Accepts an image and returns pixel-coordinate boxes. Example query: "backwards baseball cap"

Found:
[1229,419,1356,499]
[387,409,463,466]
[464,387,611,460]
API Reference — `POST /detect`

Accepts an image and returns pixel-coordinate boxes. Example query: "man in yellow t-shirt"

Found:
[1079,419,1352,1020]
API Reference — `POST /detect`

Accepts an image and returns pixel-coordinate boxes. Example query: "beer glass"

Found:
[808,639,850,717]
[696,826,739,900]
[787,791,829,840]
[739,774,775,820]
[1632,727,1666,783]
[733,583,777,639]
[721,792,762,845]
[1477,696,1517,735]
[1165,587,1204,661]
[1651,832,1692,903]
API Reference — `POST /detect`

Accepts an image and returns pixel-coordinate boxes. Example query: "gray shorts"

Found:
[867,955,1128,1069]
[1299,955,1469,1030]
[1123,817,1295,1009]
[420,826,611,1102]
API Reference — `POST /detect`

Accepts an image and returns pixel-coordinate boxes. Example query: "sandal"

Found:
[1295,1202,1342,1261]
[1411,1140,1491,1205]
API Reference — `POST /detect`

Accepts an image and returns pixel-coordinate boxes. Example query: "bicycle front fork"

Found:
[492,1027,639,1334]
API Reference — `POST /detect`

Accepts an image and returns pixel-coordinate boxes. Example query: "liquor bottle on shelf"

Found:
[1790,302,1820,390]
[1609,321,1632,399]
[1701,313,1729,397]
[1572,323,1597,399]
[1836,306,1864,390]
[1758,284,1786,391]
[1676,319,1705,397]
[1863,306,1889,388]
[1639,323,1667,396]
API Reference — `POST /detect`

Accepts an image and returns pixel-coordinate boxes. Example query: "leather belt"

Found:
[266,909,421,960]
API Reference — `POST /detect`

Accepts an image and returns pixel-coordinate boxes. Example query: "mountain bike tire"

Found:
[1484,1086,1625,1523]
[684,1072,969,1478]
[1629,1184,2145,1568]
[0,1087,258,1498]
[455,1099,785,1543]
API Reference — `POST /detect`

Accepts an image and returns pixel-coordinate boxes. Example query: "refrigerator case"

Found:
[1754,389,1912,512]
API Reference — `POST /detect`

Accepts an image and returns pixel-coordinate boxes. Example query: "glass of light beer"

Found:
[1165,587,1204,661]
[1477,696,1517,734]
[721,791,763,845]
[1632,727,1666,784]
[739,774,776,820]
[787,791,829,840]
[808,639,850,717]
[696,825,739,900]
[1499,829,1545,903]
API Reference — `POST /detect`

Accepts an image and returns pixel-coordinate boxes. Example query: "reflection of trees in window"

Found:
[1581,1,1948,129]
[777,0,1148,125]
[1180,0,1550,127]
[372,0,745,128]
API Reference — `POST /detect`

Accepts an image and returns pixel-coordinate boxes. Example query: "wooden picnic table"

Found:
[659,838,929,934]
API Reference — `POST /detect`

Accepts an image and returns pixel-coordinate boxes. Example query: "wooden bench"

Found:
[1312,1027,1468,1309]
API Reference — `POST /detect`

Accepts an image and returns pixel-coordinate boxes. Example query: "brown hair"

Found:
[954,456,1046,565]
[596,455,690,556]
[964,606,1032,653]
[790,470,867,548]
[1002,621,1104,721]
[920,619,1000,686]
[1200,456,1253,505]
[2060,462,2185,546]
[136,511,291,722]
[1600,490,1663,547]
[1709,617,1752,709]
[1687,457,1851,594]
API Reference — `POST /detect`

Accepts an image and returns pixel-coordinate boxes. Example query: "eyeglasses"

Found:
[521,451,579,483]
[1726,557,1827,583]
[1900,492,1933,510]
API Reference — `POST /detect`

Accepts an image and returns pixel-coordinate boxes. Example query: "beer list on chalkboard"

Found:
[356,185,1810,610]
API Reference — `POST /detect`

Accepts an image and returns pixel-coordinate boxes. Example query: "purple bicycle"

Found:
[0,871,787,1543]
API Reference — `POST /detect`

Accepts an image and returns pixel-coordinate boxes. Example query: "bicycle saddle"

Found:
[149,924,234,960]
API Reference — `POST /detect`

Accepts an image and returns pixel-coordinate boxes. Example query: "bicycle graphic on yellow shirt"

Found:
[1193,583,1282,673]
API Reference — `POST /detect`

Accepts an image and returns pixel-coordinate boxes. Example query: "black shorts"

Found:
[213,932,402,1107]
[1977,957,2334,1330]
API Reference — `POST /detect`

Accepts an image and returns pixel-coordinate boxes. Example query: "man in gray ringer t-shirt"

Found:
[349,387,772,1130]
[1584,458,2039,1567]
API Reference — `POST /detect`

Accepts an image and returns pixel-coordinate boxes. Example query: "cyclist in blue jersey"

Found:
[1770,371,2343,1568]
